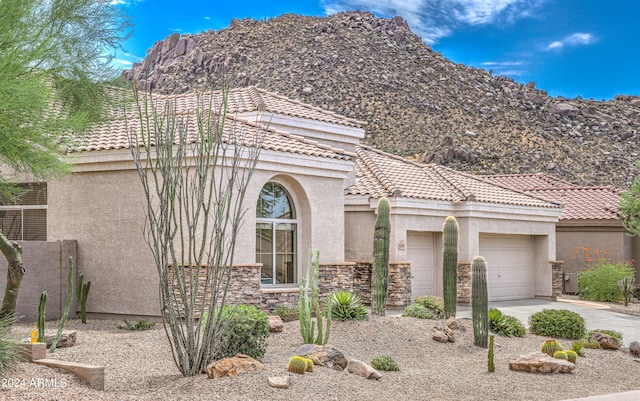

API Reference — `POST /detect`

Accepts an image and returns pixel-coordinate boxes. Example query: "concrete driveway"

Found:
[457,298,640,343]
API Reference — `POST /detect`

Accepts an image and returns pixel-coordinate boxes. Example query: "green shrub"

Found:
[274,305,299,322]
[528,309,586,339]
[117,319,156,331]
[588,329,623,343]
[414,295,445,319]
[578,261,635,303]
[213,304,270,360]
[0,315,22,376]
[371,355,399,371]
[330,291,368,321]
[489,308,526,337]
[402,303,440,319]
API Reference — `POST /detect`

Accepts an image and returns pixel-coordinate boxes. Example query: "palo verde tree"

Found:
[0,0,131,319]
[128,83,264,376]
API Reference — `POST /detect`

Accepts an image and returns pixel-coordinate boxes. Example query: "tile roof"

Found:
[479,173,622,220]
[346,146,560,209]
[69,88,357,160]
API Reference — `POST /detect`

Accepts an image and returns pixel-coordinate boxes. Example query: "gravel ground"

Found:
[3,308,640,401]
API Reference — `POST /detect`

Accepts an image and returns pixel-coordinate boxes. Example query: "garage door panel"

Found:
[480,235,533,301]
[408,232,434,300]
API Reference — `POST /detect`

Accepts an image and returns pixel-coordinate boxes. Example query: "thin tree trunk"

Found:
[0,231,25,319]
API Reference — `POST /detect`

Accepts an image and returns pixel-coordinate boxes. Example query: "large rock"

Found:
[45,331,77,349]
[296,344,348,371]
[629,341,640,357]
[268,316,284,332]
[445,317,466,332]
[207,354,264,379]
[509,352,576,374]
[347,359,383,380]
[590,332,620,350]
[432,323,455,343]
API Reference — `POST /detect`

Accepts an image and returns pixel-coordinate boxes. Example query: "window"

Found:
[0,183,47,241]
[256,182,297,286]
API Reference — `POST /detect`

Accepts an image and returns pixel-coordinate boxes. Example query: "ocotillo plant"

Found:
[372,197,391,316]
[298,247,331,345]
[442,216,459,318]
[77,272,91,324]
[37,291,47,343]
[472,256,489,348]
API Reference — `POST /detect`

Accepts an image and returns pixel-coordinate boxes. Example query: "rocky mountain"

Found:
[123,11,640,188]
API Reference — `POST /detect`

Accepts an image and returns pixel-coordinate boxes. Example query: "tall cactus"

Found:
[37,291,47,343]
[472,256,489,348]
[77,272,91,324]
[299,247,331,345]
[442,216,459,318]
[372,197,391,316]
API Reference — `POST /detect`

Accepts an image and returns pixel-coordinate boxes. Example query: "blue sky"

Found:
[112,0,640,100]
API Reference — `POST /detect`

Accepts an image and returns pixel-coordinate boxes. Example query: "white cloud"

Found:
[112,58,133,66]
[321,0,543,44]
[545,32,594,51]
[481,61,524,67]
[205,16,210,20]
[109,0,128,4]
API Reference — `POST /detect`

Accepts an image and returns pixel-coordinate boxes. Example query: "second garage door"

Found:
[479,234,534,301]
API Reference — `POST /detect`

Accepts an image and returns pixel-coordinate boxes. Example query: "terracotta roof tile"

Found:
[479,173,622,220]
[346,146,559,209]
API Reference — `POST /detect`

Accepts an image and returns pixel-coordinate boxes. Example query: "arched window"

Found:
[256,182,297,286]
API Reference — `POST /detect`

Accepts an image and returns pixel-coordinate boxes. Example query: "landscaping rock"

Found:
[590,332,620,350]
[347,359,382,380]
[445,317,466,332]
[268,316,284,332]
[509,352,576,374]
[296,344,348,371]
[45,331,77,349]
[432,323,455,343]
[206,354,264,379]
[267,376,291,389]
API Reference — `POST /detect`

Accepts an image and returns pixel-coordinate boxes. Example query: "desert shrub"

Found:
[578,261,635,303]
[528,309,586,339]
[489,308,526,337]
[213,304,269,360]
[371,355,399,371]
[402,303,440,319]
[414,295,445,319]
[0,315,22,376]
[117,319,156,331]
[587,329,623,343]
[274,305,299,322]
[330,291,368,320]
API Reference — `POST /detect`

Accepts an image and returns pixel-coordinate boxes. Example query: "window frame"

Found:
[256,181,299,287]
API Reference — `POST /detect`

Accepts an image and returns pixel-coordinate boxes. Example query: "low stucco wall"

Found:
[0,240,77,321]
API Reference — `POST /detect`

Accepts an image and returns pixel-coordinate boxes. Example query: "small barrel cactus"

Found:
[288,356,309,374]
[565,349,578,363]
[553,350,568,360]
[371,354,400,371]
[541,339,563,356]
[304,357,314,372]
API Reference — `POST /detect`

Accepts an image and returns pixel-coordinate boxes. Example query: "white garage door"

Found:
[479,235,533,301]
[407,232,435,300]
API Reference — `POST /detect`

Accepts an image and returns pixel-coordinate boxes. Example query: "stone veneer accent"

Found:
[457,262,472,304]
[168,260,413,315]
[550,261,564,298]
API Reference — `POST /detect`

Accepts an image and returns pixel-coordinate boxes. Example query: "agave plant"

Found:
[330,291,368,320]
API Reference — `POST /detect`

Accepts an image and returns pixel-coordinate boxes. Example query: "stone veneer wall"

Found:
[168,261,413,315]
[457,262,472,304]
[550,261,564,298]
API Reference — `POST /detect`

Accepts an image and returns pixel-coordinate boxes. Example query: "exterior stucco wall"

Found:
[47,150,351,317]
[556,223,633,293]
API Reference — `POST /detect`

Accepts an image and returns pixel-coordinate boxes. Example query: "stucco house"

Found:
[482,173,640,293]
[1,87,566,318]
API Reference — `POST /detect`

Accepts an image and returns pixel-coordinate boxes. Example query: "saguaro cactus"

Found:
[442,216,459,318]
[472,256,489,348]
[37,291,47,343]
[372,197,391,316]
